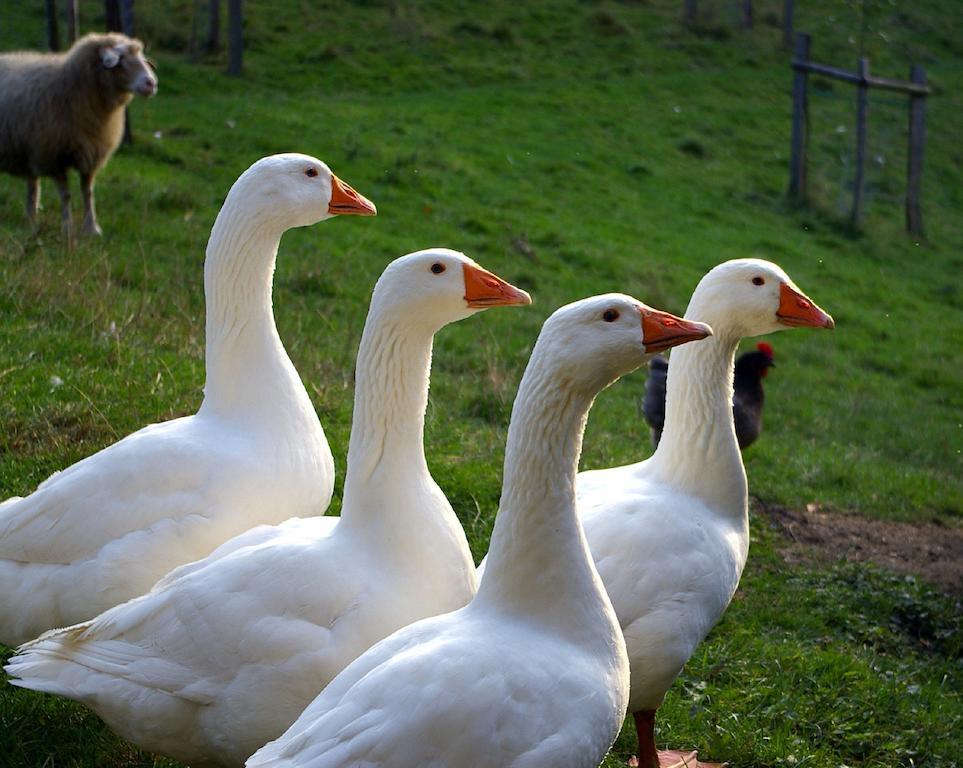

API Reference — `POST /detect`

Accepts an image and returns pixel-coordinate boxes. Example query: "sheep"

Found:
[0,32,157,239]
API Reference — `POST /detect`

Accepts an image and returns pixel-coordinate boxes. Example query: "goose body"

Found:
[246,295,711,768]
[7,249,531,768]
[576,260,834,767]
[0,154,375,647]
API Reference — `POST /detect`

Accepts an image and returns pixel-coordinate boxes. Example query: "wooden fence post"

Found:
[684,0,697,25]
[65,0,78,45]
[104,0,134,144]
[104,0,121,32]
[207,0,221,52]
[120,0,135,36]
[45,0,61,51]
[788,32,810,199]
[851,57,869,226]
[905,65,927,237]
[227,0,243,75]
[782,0,794,49]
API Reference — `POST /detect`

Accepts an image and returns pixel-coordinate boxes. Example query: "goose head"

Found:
[371,249,532,331]
[537,294,713,394]
[687,258,834,340]
[227,153,376,231]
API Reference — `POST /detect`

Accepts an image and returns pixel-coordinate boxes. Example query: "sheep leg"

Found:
[26,177,41,223]
[53,172,73,245]
[80,171,102,236]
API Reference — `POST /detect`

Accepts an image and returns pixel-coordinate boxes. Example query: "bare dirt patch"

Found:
[757,500,963,598]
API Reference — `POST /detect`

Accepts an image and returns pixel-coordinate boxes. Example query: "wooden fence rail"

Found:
[794,59,930,95]
[788,32,930,236]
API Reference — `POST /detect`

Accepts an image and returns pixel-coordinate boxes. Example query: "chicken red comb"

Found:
[756,342,774,359]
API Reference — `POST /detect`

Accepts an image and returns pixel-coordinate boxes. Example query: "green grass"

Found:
[1,1,961,766]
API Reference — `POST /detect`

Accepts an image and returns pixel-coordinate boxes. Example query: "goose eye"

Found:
[430,263,446,274]
[752,276,765,286]
[602,309,620,322]
[305,168,319,178]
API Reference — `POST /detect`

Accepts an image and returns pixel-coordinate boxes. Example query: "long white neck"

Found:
[197,199,314,430]
[335,300,476,598]
[646,296,748,519]
[339,299,435,524]
[476,350,615,643]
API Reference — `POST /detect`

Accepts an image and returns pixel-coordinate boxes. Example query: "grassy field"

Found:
[1,1,961,766]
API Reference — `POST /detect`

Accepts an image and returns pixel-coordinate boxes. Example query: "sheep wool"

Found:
[0,32,157,238]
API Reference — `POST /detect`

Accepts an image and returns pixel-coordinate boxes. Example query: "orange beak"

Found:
[463,263,532,308]
[776,282,834,329]
[641,307,713,353]
[328,174,377,216]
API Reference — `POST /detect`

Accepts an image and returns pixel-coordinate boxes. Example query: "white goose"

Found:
[244,295,712,768]
[6,248,531,768]
[0,153,375,647]
[576,259,834,768]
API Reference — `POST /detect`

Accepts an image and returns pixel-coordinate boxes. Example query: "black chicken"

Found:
[643,342,775,450]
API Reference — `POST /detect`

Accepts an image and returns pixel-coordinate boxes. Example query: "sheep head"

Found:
[98,38,157,98]
[67,33,157,102]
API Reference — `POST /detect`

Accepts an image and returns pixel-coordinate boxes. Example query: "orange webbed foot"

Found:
[628,750,725,767]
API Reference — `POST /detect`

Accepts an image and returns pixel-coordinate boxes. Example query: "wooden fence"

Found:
[681,0,796,45]
[43,1,244,77]
[788,32,930,236]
